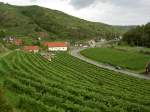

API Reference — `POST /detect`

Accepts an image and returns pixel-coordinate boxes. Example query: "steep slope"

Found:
[0,2,130,41]
[0,51,150,111]
[0,3,41,36]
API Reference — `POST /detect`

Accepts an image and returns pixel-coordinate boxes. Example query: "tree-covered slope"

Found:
[0,2,130,41]
[123,23,150,47]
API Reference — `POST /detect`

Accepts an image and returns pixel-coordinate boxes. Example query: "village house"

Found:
[3,36,15,43]
[23,46,39,53]
[3,36,23,46]
[74,43,83,47]
[88,40,96,48]
[100,38,106,42]
[14,39,22,46]
[43,42,68,51]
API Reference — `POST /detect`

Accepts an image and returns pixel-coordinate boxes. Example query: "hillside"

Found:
[0,51,150,111]
[0,2,131,41]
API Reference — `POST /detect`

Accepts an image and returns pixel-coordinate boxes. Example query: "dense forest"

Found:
[0,2,132,41]
[123,23,150,47]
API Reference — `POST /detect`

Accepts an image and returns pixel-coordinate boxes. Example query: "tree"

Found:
[123,23,150,47]
[0,29,6,38]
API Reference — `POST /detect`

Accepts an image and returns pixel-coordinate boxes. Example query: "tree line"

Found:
[123,23,150,47]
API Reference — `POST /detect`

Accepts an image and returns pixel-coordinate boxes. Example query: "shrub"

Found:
[0,87,13,112]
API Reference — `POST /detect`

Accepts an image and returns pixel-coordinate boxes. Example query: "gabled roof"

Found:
[23,46,39,51]
[15,39,22,45]
[43,42,67,47]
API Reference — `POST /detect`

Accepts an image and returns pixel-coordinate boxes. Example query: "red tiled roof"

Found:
[43,42,67,47]
[15,39,22,45]
[23,46,39,51]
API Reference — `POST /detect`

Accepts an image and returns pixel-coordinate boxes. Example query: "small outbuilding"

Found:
[146,61,150,73]
[88,40,96,48]
[40,52,52,61]
[14,39,22,46]
[23,46,39,53]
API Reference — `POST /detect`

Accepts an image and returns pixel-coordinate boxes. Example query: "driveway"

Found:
[70,48,150,80]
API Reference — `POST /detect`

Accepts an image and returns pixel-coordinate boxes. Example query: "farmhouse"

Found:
[3,36,15,43]
[88,40,96,48]
[23,46,39,53]
[3,36,23,46]
[43,42,68,51]
[14,39,22,46]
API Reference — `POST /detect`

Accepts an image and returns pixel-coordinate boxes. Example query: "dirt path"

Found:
[0,50,13,58]
[70,48,150,80]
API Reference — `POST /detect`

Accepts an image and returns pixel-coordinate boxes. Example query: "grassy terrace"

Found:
[115,46,150,53]
[81,47,150,72]
[0,51,150,111]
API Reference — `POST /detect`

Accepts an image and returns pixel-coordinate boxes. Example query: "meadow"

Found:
[115,46,150,53]
[0,51,150,112]
[81,47,150,71]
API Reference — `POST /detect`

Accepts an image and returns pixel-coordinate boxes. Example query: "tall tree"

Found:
[123,23,150,47]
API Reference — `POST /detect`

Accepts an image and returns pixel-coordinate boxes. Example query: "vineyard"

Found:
[0,51,150,112]
[81,48,150,71]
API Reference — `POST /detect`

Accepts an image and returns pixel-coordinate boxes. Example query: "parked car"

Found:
[115,66,122,70]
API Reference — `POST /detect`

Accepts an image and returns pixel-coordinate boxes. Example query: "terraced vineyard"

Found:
[81,48,150,71]
[0,51,150,112]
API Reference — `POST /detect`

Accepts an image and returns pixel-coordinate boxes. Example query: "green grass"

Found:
[0,51,150,111]
[115,46,150,52]
[81,47,150,71]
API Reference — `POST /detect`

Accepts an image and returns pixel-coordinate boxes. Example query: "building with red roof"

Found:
[23,46,39,53]
[43,42,68,51]
[14,39,22,46]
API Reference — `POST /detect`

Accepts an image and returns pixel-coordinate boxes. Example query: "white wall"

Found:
[33,50,39,53]
[48,47,67,51]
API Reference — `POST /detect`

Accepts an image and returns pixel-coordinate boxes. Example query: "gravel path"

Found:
[0,50,13,58]
[70,48,150,80]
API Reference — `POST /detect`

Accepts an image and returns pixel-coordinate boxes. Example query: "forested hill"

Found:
[0,2,131,41]
[123,23,150,47]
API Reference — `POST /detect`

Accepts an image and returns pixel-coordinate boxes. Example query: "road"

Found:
[70,48,150,80]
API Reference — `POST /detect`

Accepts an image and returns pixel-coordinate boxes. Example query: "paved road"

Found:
[70,48,150,80]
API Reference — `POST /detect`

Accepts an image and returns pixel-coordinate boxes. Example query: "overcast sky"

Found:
[1,0,150,25]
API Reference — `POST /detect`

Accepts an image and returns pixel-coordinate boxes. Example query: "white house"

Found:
[100,38,106,42]
[43,42,68,51]
[88,40,96,48]
[23,46,39,53]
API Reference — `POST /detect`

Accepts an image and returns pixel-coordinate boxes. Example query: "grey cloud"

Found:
[69,0,98,9]
[105,0,142,8]
[30,0,38,3]
[69,0,144,9]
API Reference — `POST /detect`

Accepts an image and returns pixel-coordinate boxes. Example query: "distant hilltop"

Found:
[0,2,133,41]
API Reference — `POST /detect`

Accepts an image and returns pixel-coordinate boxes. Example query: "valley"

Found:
[0,1,150,112]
